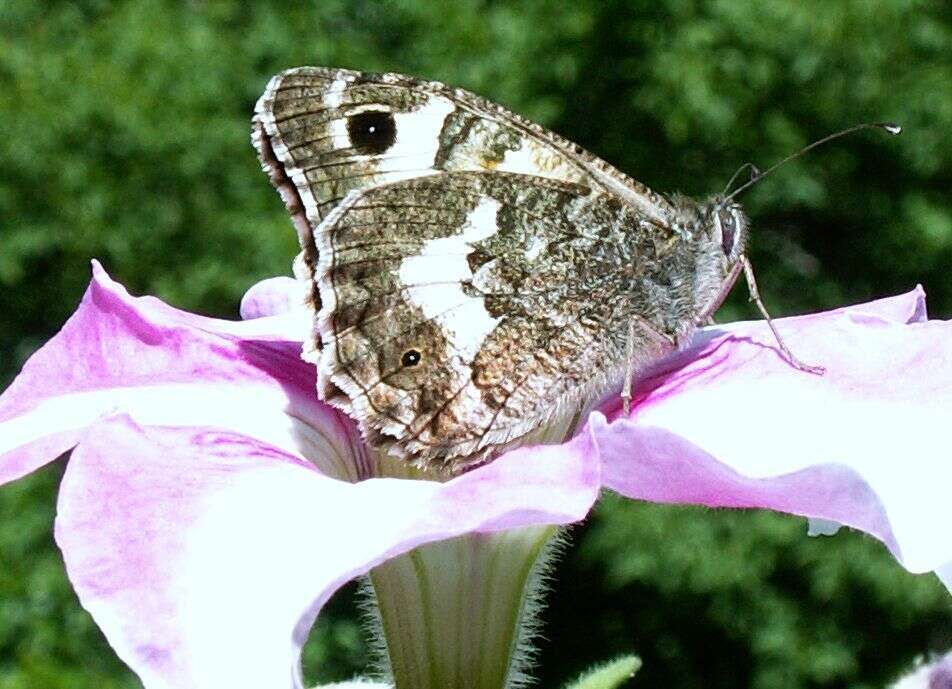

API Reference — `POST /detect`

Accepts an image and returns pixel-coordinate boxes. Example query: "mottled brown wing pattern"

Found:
[311,171,685,467]
[251,66,677,309]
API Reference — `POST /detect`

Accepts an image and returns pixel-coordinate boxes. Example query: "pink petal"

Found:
[596,289,952,576]
[824,284,928,324]
[0,262,346,484]
[239,276,308,320]
[55,416,599,689]
[891,652,952,689]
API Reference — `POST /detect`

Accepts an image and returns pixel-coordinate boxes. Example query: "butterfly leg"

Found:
[621,319,636,416]
[619,316,675,415]
[739,255,825,375]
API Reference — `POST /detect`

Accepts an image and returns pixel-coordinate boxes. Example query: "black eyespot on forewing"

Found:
[401,349,422,367]
[347,110,397,155]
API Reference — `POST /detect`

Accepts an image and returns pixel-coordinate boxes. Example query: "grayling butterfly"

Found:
[252,66,898,471]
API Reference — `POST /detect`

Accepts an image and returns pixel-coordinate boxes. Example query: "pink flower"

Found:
[891,652,952,689]
[1,262,950,688]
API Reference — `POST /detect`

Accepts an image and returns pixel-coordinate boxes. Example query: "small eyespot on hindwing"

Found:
[401,349,422,367]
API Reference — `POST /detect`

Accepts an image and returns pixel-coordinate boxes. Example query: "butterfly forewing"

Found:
[252,67,677,298]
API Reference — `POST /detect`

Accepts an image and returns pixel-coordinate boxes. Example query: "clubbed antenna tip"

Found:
[723,121,903,203]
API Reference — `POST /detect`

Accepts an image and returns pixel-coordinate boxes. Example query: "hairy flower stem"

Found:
[367,524,559,689]
[363,410,584,689]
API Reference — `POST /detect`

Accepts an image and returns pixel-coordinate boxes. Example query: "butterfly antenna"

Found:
[721,162,762,196]
[722,122,902,203]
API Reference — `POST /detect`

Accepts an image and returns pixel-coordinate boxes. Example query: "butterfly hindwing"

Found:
[311,171,680,466]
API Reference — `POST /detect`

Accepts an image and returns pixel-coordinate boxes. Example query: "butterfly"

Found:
[251,66,828,472]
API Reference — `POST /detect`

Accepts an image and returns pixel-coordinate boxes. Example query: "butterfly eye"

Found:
[718,210,736,256]
[347,110,397,155]
[401,349,422,367]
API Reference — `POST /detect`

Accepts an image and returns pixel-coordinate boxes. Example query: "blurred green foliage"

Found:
[1,1,950,688]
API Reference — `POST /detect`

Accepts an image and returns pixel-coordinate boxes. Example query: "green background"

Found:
[1,1,950,688]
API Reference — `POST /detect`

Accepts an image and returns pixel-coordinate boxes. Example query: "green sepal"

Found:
[563,655,642,689]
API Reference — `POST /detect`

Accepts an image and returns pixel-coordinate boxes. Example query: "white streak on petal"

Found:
[936,562,952,594]
[240,276,307,320]
[0,261,336,485]
[0,386,324,469]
